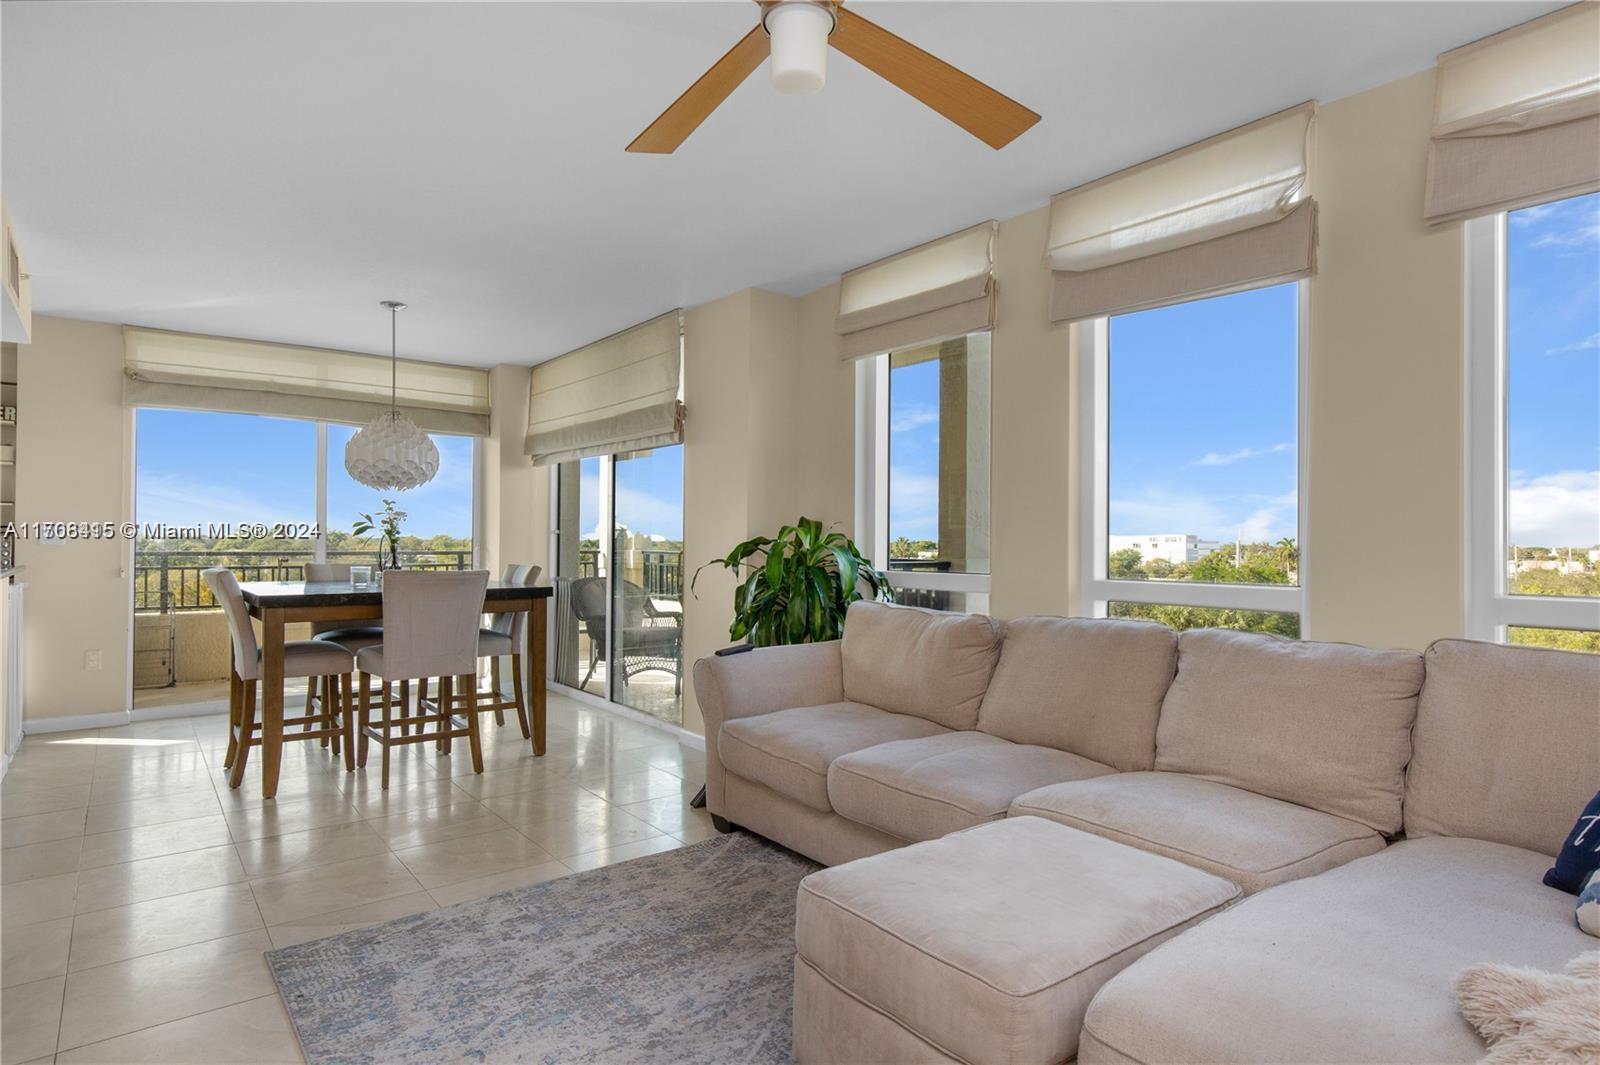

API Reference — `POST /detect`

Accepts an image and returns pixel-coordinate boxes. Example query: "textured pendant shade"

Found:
[344,301,440,491]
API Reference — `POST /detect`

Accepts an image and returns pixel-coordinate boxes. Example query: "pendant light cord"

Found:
[390,304,398,415]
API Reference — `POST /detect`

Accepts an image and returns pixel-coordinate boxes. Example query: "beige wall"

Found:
[1305,70,1466,648]
[483,362,547,579]
[16,316,134,721]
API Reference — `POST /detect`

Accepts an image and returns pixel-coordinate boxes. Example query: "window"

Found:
[857,331,991,612]
[326,424,475,570]
[1080,282,1305,634]
[551,447,685,725]
[1466,193,1600,650]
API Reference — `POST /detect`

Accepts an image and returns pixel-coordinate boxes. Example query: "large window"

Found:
[1466,193,1600,650]
[858,331,991,612]
[134,411,477,610]
[1080,282,1305,634]
[552,447,685,726]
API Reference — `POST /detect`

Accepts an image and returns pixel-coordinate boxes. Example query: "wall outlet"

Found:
[84,649,102,671]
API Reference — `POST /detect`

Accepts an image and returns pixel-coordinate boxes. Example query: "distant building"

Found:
[1109,534,1223,566]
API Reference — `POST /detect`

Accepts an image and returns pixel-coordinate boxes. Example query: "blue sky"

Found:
[889,358,941,543]
[577,447,684,544]
[1506,192,1600,548]
[136,408,474,538]
[1109,282,1300,545]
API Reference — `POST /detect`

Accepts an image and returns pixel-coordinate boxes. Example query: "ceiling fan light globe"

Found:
[766,2,831,95]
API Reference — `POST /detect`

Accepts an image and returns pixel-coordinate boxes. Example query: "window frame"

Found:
[1463,211,1600,640]
[1076,281,1311,628]
[854,334,993,607]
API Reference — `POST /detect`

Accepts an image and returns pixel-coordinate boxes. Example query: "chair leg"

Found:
[306,676,323,744]
[228,682,257,789]
[341,673,356,772]
[510,653,530,740]
[324,676,341,757]
[399,679,411,738]
[464,672,484,774]
[357,672,372,768]
[439,675,453,756]
[490,658,505,728]
[223,669,242,770]
[380,678,393,791]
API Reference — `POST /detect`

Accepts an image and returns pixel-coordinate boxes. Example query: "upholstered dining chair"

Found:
[202,567,358,788]
[305,561,401,739]
[356,569,490,789]
[447,563,541,740]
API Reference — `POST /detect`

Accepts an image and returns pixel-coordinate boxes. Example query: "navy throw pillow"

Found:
[1545,790,1600,895]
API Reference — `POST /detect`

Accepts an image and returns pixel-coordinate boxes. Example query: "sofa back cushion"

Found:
[841,601,1002,730]
[977,617,1176,771]
[1405,639,1600,856]
[1154,629,1424,834]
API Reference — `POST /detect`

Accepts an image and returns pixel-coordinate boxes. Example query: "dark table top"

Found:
[238,578,552,609]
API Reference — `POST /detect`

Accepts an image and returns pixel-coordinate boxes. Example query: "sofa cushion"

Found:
[796,817,1240,1065]
[828,731,1115,842]
[1406,638,1600,857]
[976,616,1176,771]
[841,601,1002,730]
[718,702,948,812]
[1010,772,1386,894]
[1153,629,1423,833]
[1078,837,1595,1065]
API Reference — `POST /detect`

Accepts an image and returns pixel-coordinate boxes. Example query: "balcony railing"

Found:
[134,548,473,612]
[575,548,683,600]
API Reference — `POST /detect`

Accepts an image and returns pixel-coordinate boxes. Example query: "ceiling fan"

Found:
[627,1,1041,154]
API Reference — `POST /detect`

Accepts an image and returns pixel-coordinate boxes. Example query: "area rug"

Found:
[266,832,820,1065]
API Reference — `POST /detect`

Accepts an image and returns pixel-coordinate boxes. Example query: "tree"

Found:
[1109,547,1145,580]
[889,537,917,560]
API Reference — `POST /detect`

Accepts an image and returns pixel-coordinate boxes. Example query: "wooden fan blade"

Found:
[828,8,1039,149]
[627,25,768,153]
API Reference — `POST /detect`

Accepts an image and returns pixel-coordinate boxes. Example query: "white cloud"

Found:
[1194,442,1293,467]
[1510,202,1564,226]
[1534,223,1600,248]
[891,407,939,434]
[1508,470,1600,547]
[136,473,313,531]
[1547,333,1600,356]
[888,469,939,540]
[1110,487,1296,543]
[580,473,683,542]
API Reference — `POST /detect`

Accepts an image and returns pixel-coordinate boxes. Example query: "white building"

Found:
[1109,534,1224,566]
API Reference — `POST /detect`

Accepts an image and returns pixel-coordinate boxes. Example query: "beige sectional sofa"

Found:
[692,602,1600,1063]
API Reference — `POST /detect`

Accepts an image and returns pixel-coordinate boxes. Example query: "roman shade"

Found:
[1424,3,1600,225]
[123,327,491,436]
[1046,102,1317,322]
[525,310,683,466]
[836,221,996,361]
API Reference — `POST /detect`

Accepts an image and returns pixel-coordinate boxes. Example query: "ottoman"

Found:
[792,815,1242,1064]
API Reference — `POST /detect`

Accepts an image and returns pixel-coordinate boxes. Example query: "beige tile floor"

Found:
[0,689,712,1064]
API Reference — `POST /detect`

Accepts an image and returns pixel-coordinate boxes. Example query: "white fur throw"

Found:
[1455,951,1600,1064]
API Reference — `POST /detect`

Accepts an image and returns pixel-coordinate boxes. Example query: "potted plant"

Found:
[693,517,894,646]
[353,499,407,570]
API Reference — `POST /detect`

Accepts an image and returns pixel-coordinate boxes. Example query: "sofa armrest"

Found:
[692,640,844,816]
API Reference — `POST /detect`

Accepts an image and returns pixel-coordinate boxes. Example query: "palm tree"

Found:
[1275,537,1298,577]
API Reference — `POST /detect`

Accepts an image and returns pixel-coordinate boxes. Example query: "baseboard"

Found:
[129,702,225,724]
[23,709,133,734]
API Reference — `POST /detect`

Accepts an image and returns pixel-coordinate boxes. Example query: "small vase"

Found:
[388,542,401,570]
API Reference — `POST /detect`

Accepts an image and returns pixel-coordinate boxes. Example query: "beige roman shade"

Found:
[1046,102,1317,322]
[525,310,683,466]
[1424,3,1600,225]
[836,221,996,361]
[123,327,491,436]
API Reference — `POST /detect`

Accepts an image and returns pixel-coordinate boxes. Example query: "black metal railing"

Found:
[572,547,683,601]
[133,548,473,612]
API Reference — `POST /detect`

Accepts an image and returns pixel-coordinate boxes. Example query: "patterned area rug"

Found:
[267,832,819,1064]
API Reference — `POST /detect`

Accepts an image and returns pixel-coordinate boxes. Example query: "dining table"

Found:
[236,577,553,799]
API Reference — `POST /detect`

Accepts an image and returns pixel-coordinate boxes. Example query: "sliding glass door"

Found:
[553,447,684,725]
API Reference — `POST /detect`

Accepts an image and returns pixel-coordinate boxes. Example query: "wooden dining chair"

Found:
[356,569,489,789]
[304,562,388,747]
[202,567,358,788]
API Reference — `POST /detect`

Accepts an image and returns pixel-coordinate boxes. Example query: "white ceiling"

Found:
[1,0,1557,367]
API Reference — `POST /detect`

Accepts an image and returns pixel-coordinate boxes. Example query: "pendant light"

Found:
[343,300,440,491]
